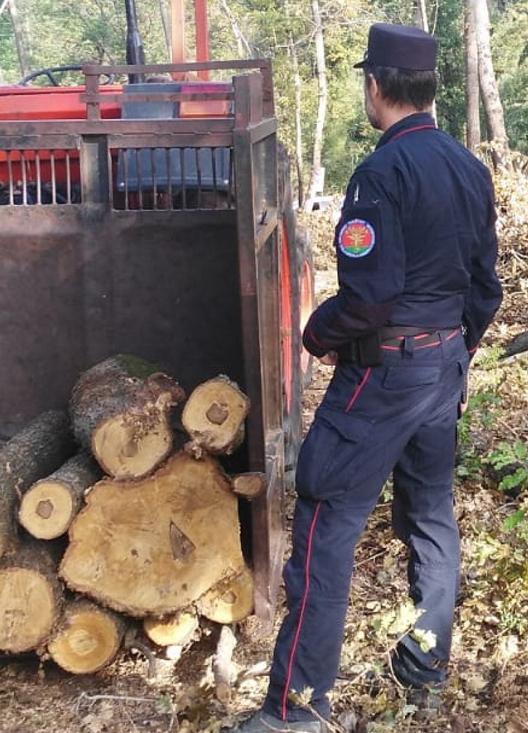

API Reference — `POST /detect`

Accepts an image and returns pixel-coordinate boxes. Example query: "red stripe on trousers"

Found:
[345,367,372,413]
[281,501,322,720]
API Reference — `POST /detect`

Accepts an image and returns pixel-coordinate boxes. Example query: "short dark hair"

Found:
[364,65,437,109]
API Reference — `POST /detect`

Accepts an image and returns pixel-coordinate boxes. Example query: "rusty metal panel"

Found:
[0,207,242,438]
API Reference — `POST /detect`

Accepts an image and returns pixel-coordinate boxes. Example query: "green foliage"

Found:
[456,391,499,481]
[487,441,528,493]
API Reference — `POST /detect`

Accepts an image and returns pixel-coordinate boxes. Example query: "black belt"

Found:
[339,327,461,366]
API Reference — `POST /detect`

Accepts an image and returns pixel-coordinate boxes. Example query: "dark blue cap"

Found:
[354,23,438,71]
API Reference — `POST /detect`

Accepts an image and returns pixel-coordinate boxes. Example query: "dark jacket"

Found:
[303,112,503,357]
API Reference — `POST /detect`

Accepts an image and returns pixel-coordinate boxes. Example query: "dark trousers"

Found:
[264,330,468,723]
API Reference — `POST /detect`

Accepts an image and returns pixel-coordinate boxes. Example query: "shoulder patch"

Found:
[338,218,376,258]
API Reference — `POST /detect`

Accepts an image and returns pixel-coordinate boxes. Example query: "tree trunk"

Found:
[304,0,328,211]
[0,540,63,653]
[47,600,125,674]
[218,0,253,58]
[465,0,481,151]
[143,610,198,646]
[182,376,249,456]
[70,355,185,480]
[8,0,31,78]
[158,0,172,59]
[198,565,254,623]
[60,452,246,617]
[473,0,510,167]
[18,453,101,540]
[288,32,304,208]
[0,411,75,557]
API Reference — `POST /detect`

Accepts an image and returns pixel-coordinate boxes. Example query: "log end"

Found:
[0,567,59,653]
[182,377,250,455]
[143,611,199,647]
[48,602,124,674]
[92,413,173,480]
[198,566,254,624]
[19,480,75,539]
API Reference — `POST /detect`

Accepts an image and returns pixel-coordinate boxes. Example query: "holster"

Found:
[340,331,383,367]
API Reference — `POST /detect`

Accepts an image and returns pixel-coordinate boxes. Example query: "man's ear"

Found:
[366,74,379,100]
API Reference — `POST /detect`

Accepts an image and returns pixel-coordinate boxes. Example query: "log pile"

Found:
[0,356,259,677]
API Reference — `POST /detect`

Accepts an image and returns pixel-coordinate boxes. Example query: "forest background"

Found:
[0,0,527,204]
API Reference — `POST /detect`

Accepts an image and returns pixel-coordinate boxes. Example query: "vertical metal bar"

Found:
[21,151,27,205]
[36,152,42,205]
[151,148,157,210]
[124,149,129,210]
[211,147,218,209]
[180,147,186,209]
[166,148,173,209]
[228,147,234,209]
[195,147,202,208]
[51,150,57,204]
[107,146,113,207]
[7,152,14,205]
[136,149,143,210]
[65,151,71,204]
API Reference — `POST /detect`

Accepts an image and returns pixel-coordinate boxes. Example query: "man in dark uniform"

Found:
[228,22,502,733]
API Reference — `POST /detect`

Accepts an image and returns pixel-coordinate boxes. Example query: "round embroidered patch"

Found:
[338,219,376,258]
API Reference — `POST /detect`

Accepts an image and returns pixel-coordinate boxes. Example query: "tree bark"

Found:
[465,0,481,151]
[70,355,185,480]
[0,411,75,557]
[182,376,249,456]
[60,452,246,617]
[47,600,125,674]
[304,0,328,211]
[0,540,63,653]
[18,453,101,540]
[473,0,510,167]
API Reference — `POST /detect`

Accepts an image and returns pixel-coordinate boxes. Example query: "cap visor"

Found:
[353,60,367,68]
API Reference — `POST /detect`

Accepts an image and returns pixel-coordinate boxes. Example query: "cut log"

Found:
[70,355,185,480]
[143,610,199,647]
[0,541,63,653]
[0,411,75,557]
[198,566,254,624]
[182,376,250,455]
[48,600,125,674]
[231,472,267,500]
[60,452,246,617]
[18,453,101,540]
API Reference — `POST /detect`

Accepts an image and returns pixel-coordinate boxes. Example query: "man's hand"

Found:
[319,351,338,366]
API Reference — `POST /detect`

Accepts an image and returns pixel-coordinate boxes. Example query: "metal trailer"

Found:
[0,61,307,625]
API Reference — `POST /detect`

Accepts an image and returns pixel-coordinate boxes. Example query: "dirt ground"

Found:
[1,190,528,733]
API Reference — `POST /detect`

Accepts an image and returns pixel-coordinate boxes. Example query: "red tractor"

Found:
[0,0,314,623]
